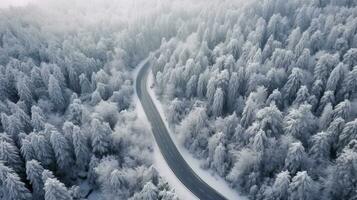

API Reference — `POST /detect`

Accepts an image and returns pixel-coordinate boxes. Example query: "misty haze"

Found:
[0,0,356,200]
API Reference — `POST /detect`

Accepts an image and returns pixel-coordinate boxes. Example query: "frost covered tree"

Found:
[50,131,74,172]
[48,75,66,111]
[4,173,32,200]
[325,143,357,200]
[309,132,331,166]
[26,159,45,198]
[67,99,83,125]
[132,181,158,200]
[212,88,224,117]
[284,104,316,146]
[332,99,351,121]
[271,170,291,200]
[179,107,209,156]
[338,119,357,152]
[284,142,307,174]
[0,140,24,175]
[186,75,198,98]
[91,119,111,156]
[282,68,304,104]
[288,171,318,200]
[72,126,90,171]
[31,106,46,131]
[44,177,73,200]
[256,103,283,137]
[241,98,258,128]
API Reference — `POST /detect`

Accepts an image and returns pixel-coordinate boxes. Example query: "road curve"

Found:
[135,57,227,200]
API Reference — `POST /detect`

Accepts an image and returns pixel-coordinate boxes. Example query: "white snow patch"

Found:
[147,71,247,200]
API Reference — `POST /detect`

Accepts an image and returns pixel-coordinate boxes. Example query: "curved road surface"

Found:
[136,58,227,200]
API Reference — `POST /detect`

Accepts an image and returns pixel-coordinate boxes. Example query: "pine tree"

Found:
[241,98,258,128]
[227,72,240,111]
[79,73,92,95]
[292,86,309,106]
[284,142,307,174]
[4,173,32,200]
[30,133,55,169]
[16,74,33,107]
[44,178,73,200]
[133,181,158,200]
[31,105,46,131]
[314,53,339,85]
[282,68,304,104]
[338,119,357,152]
[50,131,74,172]
[326,63,346,94]
[332,99,351,121]
[212,87,224,117]
[343,66,357,98]
[284,104,316,146]
[206,77,216,103]
[256,103,283,137]
[91,119,111,156]
[271,170,291,200]
[48,75,66,111]
[325,145,357,199]
[266,89,283,109]
[317,91,335,115]
[26,159,45,198]
[72,126,90,171]
[288,171,318,200]
[0,141,24,175]
[20,137,36,162]
[185,75,197,98]
[67,99,82,125]
[309,132,331,166]
[319,103,333,130]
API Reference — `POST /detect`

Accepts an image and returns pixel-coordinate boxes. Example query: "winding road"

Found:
[135,57,227,200]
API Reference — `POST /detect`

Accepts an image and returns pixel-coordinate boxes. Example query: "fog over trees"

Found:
[0,0,356,199]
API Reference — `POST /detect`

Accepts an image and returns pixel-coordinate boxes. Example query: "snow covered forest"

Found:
[0,0,356,199]
[0,0,203,199]
[151,0,357,200]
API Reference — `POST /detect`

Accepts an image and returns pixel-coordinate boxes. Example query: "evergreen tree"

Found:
[44,178,73,200]
[282,68,304,104]
[284,142,307,174]
[212,88,224,117]
[48,75,66,111]
[0,140,24,175]
[31,105,46,131]
[50,131,74,172]
[256,103,283,137]
[91,119,111,156]
[271,170,291,200]
[288,171,318,200]
[4,173,32,200]
[26,159,45,198]
[72,126,90,171]
[338,119,357,152]
[284,104,316,145]
[332,99,351,121]
[132,181,158,200]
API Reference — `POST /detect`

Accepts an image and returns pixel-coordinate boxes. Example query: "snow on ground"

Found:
[147,72,248,200]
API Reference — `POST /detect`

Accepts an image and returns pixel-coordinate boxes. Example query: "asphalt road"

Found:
[135,58,227,200]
